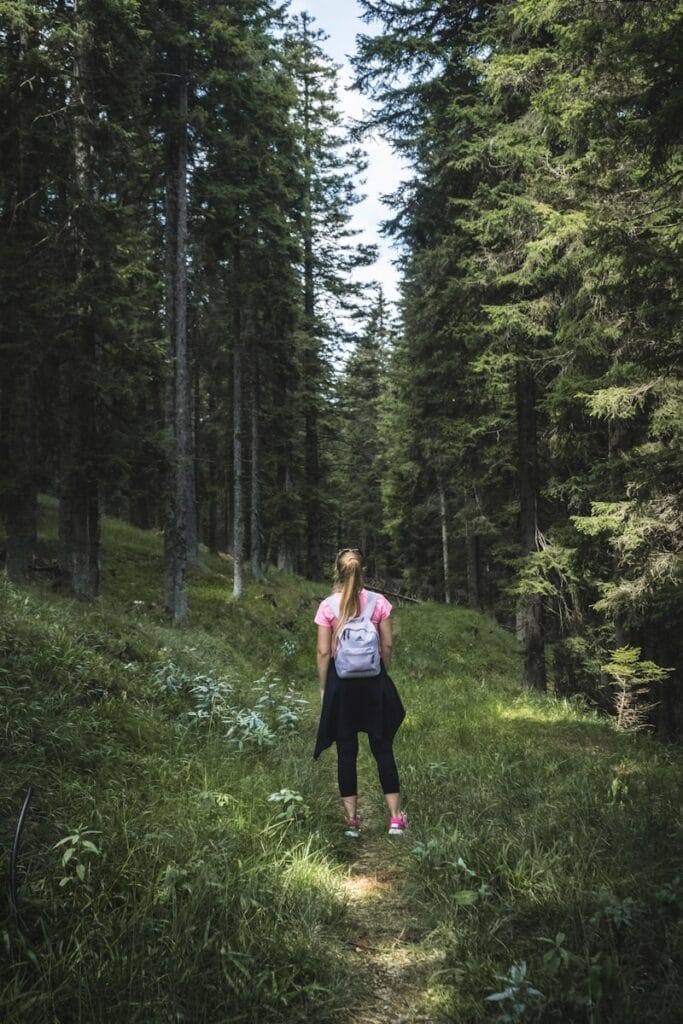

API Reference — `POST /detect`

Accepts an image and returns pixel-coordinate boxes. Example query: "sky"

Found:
[286,0,407,308]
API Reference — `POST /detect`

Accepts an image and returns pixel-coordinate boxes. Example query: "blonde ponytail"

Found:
[332,549,364,647]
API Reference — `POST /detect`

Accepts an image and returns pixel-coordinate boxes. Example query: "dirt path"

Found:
[338,804,446,1024]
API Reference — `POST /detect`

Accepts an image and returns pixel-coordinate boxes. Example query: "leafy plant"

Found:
[484,961,544,1022]
[268,788,309,822]
[54,827,101,888]
[590,890,640,930]
[412,841,491,904]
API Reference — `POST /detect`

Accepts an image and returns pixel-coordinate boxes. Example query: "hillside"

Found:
[1,499,681,1023]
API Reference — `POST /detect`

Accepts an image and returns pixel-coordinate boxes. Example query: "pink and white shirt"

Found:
[314,588,393,629]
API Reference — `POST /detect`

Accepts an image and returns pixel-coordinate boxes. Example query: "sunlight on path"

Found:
[339,811,447,1024]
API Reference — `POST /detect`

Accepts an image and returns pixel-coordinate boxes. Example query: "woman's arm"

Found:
[317,625,332,700]
[378,617,394,669]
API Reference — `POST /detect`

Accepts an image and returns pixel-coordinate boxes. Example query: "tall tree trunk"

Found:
[464,477,483,608]
[1,23,38,581]
[301,29,322,581]
[206,384,218,554]
[466,526,481,609]
[608,418,630,652]
[2,368,37,582]
[303,366,322,579]
[640,621,678,740]
[223,466,230,551]
[187,349,200,561]
[232,238,244,598]
[59,1,100,598]
[250,352,265,581]
[277,462,295,573]
[516,360,546,690]
[437,473,451,604]
[163,50,190,624]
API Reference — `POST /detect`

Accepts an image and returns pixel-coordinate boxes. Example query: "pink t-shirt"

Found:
[314,588,393,629]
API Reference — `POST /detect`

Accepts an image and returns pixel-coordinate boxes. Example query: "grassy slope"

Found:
[1,497,681,1023]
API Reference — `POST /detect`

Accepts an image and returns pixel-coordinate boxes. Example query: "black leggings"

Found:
[336,733,400,798]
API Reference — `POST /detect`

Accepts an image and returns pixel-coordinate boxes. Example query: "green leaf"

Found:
[453,889,479,905]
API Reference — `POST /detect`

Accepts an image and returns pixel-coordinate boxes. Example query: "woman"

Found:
[313,548,408,837]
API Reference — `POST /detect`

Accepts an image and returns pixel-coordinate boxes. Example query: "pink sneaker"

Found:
[344,816,361,838]
[388,812,408,836]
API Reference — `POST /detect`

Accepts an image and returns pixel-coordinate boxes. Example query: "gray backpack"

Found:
[327,590,381,678]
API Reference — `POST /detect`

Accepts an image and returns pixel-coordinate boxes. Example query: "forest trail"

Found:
[339,805,444,1024]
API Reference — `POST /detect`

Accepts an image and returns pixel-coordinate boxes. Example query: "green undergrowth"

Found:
[1,497,681,1023]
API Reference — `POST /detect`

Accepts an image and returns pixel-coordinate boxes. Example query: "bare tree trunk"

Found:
[250,352,265,581]
[466,527,481,609]
[301,19,322,581]
[304,375,322,579]
[516,360,546,691]
[1,22,37,581]
[437,474,451,604]
[59,1,100,598]
[187,350,200,561]
[223,466,230,551]
[163,50,190,624]
[277,463,295,573]
[232,238,244,598]
[3,369,37,582]
[206,385,218,554]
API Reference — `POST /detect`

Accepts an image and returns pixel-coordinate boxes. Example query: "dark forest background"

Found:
[1,0,681,734]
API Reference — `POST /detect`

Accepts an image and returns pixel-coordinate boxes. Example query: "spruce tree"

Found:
[286,11,376,579]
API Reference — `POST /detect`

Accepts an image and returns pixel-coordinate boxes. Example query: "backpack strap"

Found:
[324,590,378,621]
[362,590,378,621]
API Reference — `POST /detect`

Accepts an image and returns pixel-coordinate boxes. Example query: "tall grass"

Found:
[381,606,683,1022]
[1,499,681,1022]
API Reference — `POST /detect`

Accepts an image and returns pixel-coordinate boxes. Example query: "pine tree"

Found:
[331,290,392,578]
[286,11,376,579]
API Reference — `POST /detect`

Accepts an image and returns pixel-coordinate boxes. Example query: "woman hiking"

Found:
[313,548,408,838]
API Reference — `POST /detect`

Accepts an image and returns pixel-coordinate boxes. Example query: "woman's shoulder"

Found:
[314,593,338,626]
[365,589,392,618]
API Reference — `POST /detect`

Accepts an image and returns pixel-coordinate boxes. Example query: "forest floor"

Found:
[1,497,682,1024]
[339,805,444,1024]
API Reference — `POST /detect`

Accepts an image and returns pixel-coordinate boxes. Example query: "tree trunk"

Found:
[59,1,100,598]
[206,384,218,554]
[437,474,451,604]
[466,526,481,609]
[232,238,244,598]
[516,360,546,690]
[2,369,37,582]
[304,380,322,579]
[163,50,190,624]
[223,466,231,551]
[1,22,38,581]
[187,349,200,561]
[301,38,322,581]
[250,352,265,581]
[277,462,295,573]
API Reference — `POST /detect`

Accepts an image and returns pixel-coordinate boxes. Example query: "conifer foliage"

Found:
[1,0,681,732]
[0,3,370,599]
[354,0,682,730]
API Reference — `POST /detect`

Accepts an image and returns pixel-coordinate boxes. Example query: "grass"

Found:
[1,496,681,1023]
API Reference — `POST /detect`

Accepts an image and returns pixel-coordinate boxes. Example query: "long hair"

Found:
[332,548,365,647]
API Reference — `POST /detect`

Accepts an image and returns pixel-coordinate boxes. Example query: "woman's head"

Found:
[334,547,364,587]
[332,548,365,643]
